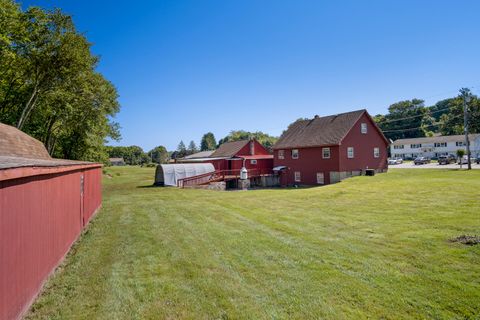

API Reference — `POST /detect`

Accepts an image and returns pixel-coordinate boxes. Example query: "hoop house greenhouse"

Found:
[154,163,215,186]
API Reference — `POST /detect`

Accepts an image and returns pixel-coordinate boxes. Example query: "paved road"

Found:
[390,161,480,169]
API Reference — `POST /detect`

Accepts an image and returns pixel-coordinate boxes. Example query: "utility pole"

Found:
[461,88,472,170]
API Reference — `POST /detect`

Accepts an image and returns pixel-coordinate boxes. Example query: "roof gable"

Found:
[210,140,250,157]
[273,110,367,149]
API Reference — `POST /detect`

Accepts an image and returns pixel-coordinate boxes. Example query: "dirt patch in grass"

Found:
[449,235,480,246]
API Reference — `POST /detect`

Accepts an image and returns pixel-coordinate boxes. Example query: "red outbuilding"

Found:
[0,123,102,320]
[273,109,389,186]
[179,139,273,173]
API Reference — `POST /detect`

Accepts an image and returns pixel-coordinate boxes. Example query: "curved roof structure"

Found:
[0,123,51,159]
[154,163,215,186]
[0,122,99,180]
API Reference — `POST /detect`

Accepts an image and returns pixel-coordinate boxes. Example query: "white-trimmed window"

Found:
[361,123,367,134]
[322,147,330,159]
[374,147,380,158]
[250,159,257,165]
[410,144,422,149]
[294,171,301,182]
[456,141,465,147]
[278,150,285,159]
[291,149,299,159]
[394,145,404,149]
[347,147,354,158]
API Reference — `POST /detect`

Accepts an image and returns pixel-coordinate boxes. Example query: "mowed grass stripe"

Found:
[26,167,480,320]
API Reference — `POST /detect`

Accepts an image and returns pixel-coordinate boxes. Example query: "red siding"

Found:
[184,140,273,172]
[0,166,102,320]
[235,140,271,156]
[229,158,273,171]
[273,112,389,186]
[82,168,102,225]
[273,146,340,185]
[339,113,389,172]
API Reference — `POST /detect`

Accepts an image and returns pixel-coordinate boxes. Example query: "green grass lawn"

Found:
[26,167,480,319]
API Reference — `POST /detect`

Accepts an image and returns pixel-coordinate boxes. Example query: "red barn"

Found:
[0,123,102,320]
[273,109,389,186]
[179,139,273,173]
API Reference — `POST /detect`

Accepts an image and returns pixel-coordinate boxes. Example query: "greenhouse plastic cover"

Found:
[155,163,215,186]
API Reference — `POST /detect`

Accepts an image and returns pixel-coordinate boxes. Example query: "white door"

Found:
[316,172,324,184]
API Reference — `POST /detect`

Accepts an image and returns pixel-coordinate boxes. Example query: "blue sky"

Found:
[21,0,480,151]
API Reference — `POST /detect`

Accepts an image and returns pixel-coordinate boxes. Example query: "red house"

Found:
[273,109,389,186]
[179,139,273,173]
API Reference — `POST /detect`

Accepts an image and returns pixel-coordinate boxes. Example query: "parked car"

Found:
[438,154,456,165]
[388,158,398,165]
[414,157,431,165]
[458,155,469,165]
[394,157,403,164]
[458,155,477,165]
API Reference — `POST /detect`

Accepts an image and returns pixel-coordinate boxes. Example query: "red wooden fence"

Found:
[0,165,102,320]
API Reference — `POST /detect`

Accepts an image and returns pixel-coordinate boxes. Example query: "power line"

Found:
[381,114,463,133]
[378,105,457,124]
[372,85,479,120]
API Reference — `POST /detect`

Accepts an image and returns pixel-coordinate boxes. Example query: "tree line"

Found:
[172,130,278,159]
[106,130,279,165]
[109,89,480,166]
[0,0,120,162]
[374,88,479,141]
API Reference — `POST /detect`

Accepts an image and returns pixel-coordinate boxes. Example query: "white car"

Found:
[388,159,398,165]
[458,155,476,165]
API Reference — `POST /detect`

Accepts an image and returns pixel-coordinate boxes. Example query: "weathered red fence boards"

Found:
[0,165,102,320]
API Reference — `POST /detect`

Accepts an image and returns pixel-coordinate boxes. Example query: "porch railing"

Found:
[177,168,273,188]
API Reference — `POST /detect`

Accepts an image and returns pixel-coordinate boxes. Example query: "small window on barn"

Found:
[347,147,354,158]
[374,147,380,158]
[250,159,257,165]
[322,147,330,159]
[294,171,301,182]
[278,150,285,159]
[292,149,299,159]
[361,123,367,134]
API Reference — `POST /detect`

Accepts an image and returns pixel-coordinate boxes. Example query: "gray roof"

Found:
[274,110,382,149]
[392,134,480,145]
[0,156,96,170]
[183,150,214,159]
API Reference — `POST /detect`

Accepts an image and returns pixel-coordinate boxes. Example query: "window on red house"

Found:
[347,147,354,158]
[292,149,299,159]
[278,150,285,159]
[322,147,330,159]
